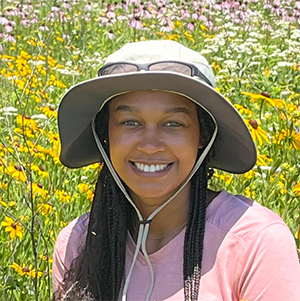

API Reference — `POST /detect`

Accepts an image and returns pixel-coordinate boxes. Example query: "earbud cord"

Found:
[92,117,218,301]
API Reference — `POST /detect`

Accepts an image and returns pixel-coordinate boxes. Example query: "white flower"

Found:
[0,106,18,113]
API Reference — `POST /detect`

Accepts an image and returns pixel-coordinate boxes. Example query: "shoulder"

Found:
[53,213,90,271]
[52,213,90,293]
[206,190,289,245]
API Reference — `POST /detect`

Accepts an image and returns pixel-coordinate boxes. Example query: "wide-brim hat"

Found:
[58,40,256,174]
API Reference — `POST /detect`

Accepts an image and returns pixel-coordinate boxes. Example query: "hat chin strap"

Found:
[91,117,218,301]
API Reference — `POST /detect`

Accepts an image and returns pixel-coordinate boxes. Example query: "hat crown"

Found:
[105,40,216,87]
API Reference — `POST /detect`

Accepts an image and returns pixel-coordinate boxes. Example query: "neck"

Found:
[129,183,190,253]
[131,182,191,232]
[129,188,219,254]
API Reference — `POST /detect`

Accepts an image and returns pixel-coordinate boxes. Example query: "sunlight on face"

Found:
[108,90,201,206]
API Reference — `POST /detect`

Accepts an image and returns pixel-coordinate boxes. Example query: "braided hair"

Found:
[56,100,215,301]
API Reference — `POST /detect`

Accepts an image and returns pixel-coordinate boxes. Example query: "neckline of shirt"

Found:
[126,190,228,266]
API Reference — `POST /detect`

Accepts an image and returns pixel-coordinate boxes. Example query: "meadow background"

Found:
[0,0,299,300]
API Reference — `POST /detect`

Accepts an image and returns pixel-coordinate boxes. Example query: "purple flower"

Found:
[62,1,71,10]
[129,16,143,29]
[127,0,140,5]
[21,18,30,27]
[192,12,199,19]
[5,23,14,33]
[84,3,93,11]
[160,18,173,32]
[6,34,16,43]
[140,7,152,19]
[39,23,49,31]
[108,30,115,40]
[51,6,60,12]
[106,10,116,19]
[274,0,281,6]
[0,15,9,25]
[187,22,195,31]
[181,9,190,19]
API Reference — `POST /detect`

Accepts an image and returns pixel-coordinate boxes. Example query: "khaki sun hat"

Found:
[58,40,257,174]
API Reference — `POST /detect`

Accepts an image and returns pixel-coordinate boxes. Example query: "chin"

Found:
[129,186,179,203]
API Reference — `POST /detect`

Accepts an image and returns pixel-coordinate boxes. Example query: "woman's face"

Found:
[108,90,201,205]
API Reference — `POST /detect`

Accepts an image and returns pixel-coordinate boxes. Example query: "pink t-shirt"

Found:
[52,190,300,300]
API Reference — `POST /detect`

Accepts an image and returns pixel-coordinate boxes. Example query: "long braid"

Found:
[60,104,131,301]
[183,107,215,301]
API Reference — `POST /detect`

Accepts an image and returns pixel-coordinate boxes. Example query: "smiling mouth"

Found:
[130,161,173,173]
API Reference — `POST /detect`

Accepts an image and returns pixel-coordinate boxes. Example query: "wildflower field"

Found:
[0,0,300,299]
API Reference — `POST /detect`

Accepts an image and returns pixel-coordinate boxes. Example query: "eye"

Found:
[164,121,184,127]
[122,120,140,126]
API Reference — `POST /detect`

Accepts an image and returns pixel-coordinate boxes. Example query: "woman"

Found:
[53,40,300,301]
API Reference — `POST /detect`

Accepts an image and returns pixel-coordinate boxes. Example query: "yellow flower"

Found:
[32,165,49,178]
[263,67,270,77]
[6,165,26,182]
[48,132,60,145]
[200,24,209,31]
[8,201,16,207]
[14,127,35,138]
[37,41,46,48]
[274,129,300,150]
[243,170,256,179]
[16,115,38,129]
[256,152,273,166]
[60,221,68,228]
[56,36,64,42]
[15,56,31,76]
[0,196,7,207]
[42,106,57,118]
[241,91,285,109]
[1,216,23,240]
[47,56,57,67]
[214,172,233,184]
[31,183,48,198]
[234,104,254,117]
[20,50,31,60]
[246,119,270,146]
[175,21,182,27]
[212,61,221,72]
[293,183,300,196]
[87,189,94,202]
[244,187,256,199]
[11,263,43,278]
[0,182,8,189]
[37,90,49,100]
[55,190,71,202]
[47,74,66,88]
[37,65,46,76]
[37,203,53,216]
[77,183,89,192]
[39,254,53,263]
[30,147,46,161]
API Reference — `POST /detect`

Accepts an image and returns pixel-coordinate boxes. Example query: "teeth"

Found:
[134,162,169,172]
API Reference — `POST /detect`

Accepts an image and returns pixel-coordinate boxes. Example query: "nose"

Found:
[136,128,165,154]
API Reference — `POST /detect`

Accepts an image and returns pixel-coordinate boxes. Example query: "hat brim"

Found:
[58,72,257,173]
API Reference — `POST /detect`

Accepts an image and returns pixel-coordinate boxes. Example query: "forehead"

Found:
[109,90,198,112]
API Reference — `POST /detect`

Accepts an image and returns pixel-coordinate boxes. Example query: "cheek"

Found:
[108,129,135,170]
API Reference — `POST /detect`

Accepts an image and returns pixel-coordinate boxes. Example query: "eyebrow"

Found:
[115,105,191,115]
[115,105,139,113]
